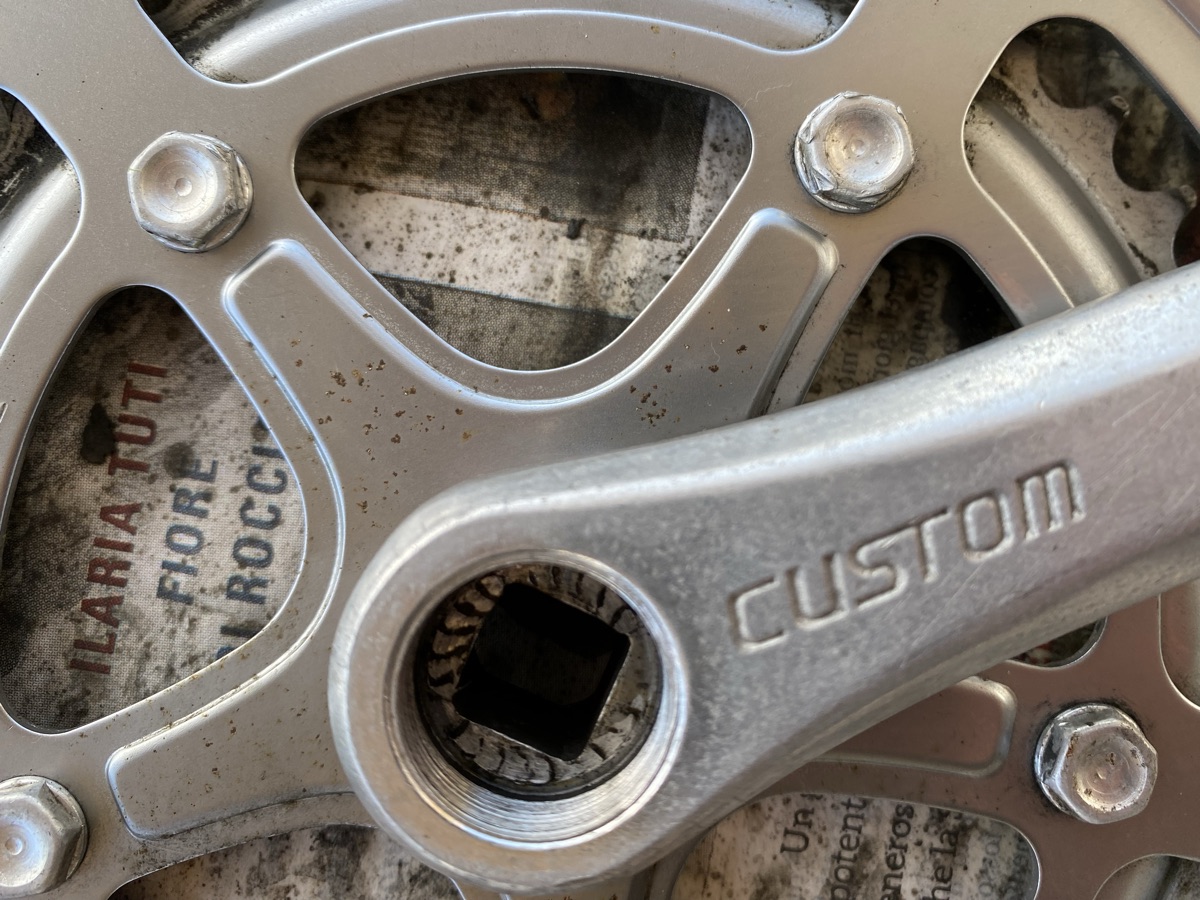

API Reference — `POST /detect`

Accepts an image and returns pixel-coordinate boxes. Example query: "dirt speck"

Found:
[80,403,116,464]
[163,442,196,478]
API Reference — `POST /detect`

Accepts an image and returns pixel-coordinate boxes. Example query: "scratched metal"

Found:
[334,261,1200,892]
[0,0,1196,898]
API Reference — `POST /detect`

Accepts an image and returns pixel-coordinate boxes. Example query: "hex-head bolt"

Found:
[128,131,253,252]
[794,92,915,213]
[1034,704,1158,825]
[0,777,87,897]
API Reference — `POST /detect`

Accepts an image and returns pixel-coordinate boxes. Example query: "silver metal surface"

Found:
[794,92,914,213]
[0,0,1195,897]
[0,778,86,898]
[127,132,252,252]
[1035,703,1158,825]
[334,261,1200,891]
[768,595,1200,897]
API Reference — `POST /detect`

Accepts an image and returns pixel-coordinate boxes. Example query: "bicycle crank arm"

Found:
[331,262,1200,894]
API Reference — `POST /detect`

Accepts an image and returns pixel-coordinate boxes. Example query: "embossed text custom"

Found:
[728,461,1085,648]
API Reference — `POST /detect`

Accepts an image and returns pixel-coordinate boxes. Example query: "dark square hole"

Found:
[453,582,630,761]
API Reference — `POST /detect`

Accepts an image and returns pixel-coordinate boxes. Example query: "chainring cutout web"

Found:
[0,1,1197,898]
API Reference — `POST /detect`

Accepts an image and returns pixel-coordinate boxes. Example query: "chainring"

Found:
[0,1,1199,898]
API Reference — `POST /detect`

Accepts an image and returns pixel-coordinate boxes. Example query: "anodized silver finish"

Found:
[334,261,1200,891]
[127,132,253,252]
[794,92,914,213]
[1034,703,1158,825]
[0,0,1196,897]
[769,596,1193,897]
[0,778,87,898]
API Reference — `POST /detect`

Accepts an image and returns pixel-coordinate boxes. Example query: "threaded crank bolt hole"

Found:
[414,562,662,800]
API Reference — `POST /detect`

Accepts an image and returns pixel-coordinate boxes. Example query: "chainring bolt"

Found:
[794,92,914,213]
[1034,703,1158,825]
[0,777,88,897]
[128,131,253,252]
